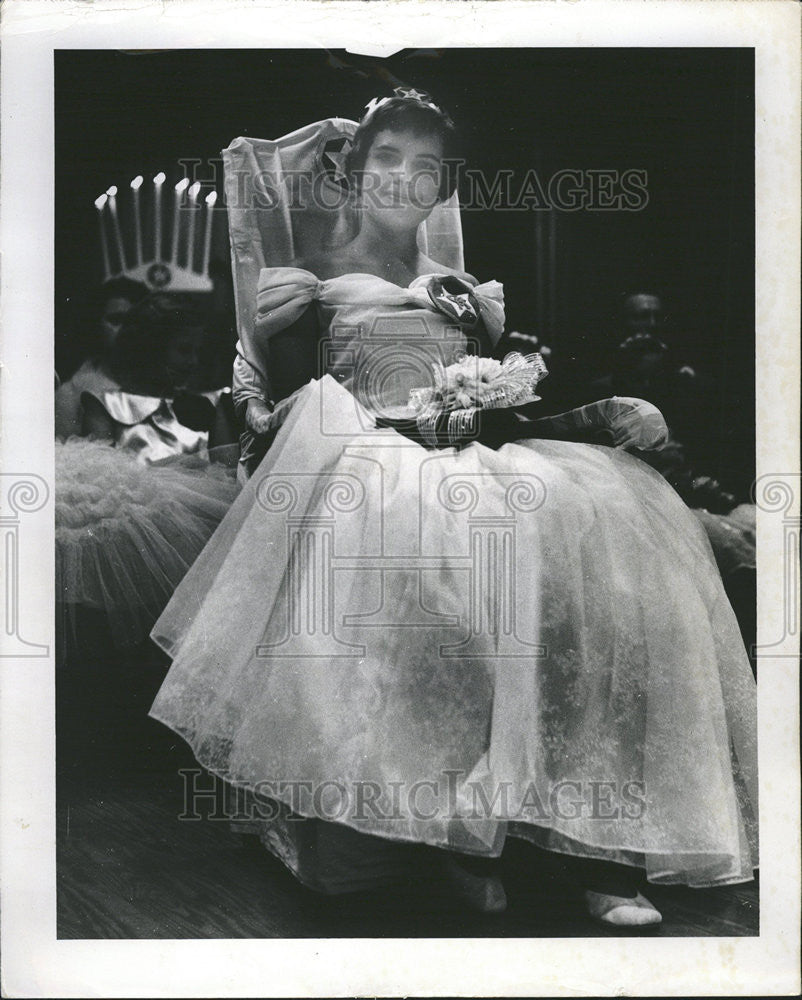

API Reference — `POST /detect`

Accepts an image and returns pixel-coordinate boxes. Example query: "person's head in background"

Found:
[605,289,670,394]
[621,291,665,337]
[92,277,149,356]
[110,293,207,395]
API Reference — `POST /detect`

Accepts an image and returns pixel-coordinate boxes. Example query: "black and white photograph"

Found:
[1,1,799,996]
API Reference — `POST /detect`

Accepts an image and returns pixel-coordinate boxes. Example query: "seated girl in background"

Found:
[55,276,148,441]
[55,294,239,651]
[77,294,229,463]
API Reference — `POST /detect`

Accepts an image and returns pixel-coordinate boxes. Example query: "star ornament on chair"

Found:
[147,262,172,288]
[320,136,353,190]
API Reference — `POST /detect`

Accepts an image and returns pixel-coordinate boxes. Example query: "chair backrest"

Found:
[222,118,465,349]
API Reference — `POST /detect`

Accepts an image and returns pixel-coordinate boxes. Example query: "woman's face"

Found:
[359,127,444,228]
[99,296,135,351]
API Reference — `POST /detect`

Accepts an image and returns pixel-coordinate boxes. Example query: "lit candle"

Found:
[171,177,190,263]
[106,185,126,272]
[201,190,217,275]
[186,181,201,270]
[153,172,166,260]
[94,193,111,279]
[130,175,143,266]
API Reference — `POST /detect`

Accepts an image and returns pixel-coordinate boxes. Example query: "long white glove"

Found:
[547,397,669,451]
[573,396,669,450]
[245,390,303,437]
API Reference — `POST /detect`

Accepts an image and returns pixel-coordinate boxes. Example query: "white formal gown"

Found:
[149,268,758,887]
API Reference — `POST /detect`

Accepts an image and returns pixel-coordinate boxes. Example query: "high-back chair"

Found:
[222,117,465,359]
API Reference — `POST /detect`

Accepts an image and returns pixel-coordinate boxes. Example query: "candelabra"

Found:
[94,172,218,292]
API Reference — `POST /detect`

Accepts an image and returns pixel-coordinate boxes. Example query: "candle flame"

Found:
[93,166,215,287]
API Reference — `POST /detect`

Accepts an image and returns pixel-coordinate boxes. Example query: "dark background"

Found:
[55,47,754,491]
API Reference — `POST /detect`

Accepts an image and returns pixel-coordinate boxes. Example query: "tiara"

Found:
[94,173,218,293]
[364,86,442,118]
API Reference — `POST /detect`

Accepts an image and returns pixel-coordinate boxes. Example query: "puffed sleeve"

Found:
[82,388,162,426]
[232,348,270,418]
[242,267,321,384]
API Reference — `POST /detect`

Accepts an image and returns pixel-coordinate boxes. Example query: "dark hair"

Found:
[110,293,207,384]
[621,289,665,311]
[76,277,150,363]
[94,276,149,316]
[345,95,460,202]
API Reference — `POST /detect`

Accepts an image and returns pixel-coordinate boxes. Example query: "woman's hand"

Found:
[246,397,275,437]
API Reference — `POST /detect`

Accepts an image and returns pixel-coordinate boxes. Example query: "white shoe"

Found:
[584,889,662,927]
[445,857,508,914]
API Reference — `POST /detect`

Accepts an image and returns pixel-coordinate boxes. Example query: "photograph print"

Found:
[53,44,759,942]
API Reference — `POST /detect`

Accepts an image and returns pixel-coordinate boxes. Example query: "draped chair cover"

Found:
[222,118,465,359]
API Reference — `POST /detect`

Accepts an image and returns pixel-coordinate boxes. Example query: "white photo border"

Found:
[1,1,799,996]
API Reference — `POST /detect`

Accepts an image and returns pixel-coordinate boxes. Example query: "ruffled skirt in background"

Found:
[56,438,240,649]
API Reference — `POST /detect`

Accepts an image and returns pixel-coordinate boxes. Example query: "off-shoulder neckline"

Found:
[261,265,478,292]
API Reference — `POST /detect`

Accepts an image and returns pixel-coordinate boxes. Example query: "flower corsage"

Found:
[408,352,548,447]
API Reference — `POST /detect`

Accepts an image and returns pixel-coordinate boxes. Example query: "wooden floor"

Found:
[56,639,759,940]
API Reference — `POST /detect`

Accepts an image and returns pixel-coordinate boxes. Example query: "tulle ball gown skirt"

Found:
[150,376,758,888]
[56,437,240,649]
